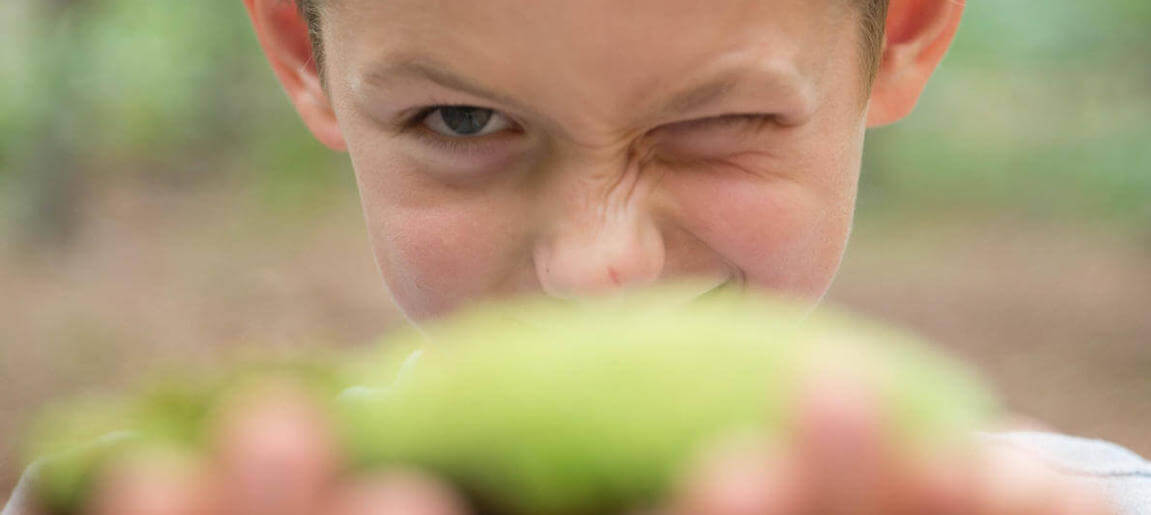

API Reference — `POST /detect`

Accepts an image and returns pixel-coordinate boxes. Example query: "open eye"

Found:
[421,106,514,137]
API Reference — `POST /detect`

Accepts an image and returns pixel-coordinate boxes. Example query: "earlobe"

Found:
[866,0,965,127]
[242,0,347,151]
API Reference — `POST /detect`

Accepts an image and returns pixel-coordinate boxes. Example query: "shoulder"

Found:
[980,431,1151,514]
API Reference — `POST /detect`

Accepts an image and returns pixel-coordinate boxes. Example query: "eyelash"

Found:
[400,105,512,155]
[701,113,777,130]
[399,105,774,154]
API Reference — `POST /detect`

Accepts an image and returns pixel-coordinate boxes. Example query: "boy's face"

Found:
[317,0,870,320]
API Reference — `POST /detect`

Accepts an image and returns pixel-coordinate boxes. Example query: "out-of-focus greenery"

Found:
[860,2,1151,226]
[0,0,351,241]
[1,0,1148,239]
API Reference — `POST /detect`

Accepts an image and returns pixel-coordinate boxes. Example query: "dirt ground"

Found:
[2,181,1148,501]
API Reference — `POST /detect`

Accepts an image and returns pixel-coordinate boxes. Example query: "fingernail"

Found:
[977,447,1056,512]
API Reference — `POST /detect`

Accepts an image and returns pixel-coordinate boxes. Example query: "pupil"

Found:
[440,107,492,135]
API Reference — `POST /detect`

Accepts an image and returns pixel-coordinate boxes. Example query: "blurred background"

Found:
[2,0,1149,498]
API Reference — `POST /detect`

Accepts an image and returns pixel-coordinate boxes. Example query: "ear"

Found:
[242,0,347,151]
[866,0,965,127]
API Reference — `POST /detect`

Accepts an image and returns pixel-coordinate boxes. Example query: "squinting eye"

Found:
[654,113,777,160]
[702,113,776,130]
[421,106,513,137]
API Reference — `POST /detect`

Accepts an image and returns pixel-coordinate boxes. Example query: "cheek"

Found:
[350,150,531,320]
[663,165,855,299]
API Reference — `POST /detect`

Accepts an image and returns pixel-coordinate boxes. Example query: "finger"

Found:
[328,468,471,515]
[666,433,798,515]
[208,381,342,515]
[971,446,1065,514]
[85,447,215,515]
[906,443,1117,515]
[789,368,891,513]
[1054,481,1117,515]
[898,444,982,515]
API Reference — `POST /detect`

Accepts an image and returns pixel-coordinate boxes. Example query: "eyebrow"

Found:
[363,56,780,119]
[655,75,742,118]
[363,57,532,111]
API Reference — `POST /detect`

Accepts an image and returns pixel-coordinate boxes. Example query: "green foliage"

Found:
[860,1,1151,225]
[28,285,996,515]
[1,0,344,204]
[2,0,1146,230]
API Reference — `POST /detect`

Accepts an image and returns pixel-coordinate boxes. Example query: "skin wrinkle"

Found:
[343,25,833,158]
[204,3,1090,510]
[289,0,875,318]
[533,128,685,295]
[542,155,663,294]
[324,9,865,118]
[655,205,748,294]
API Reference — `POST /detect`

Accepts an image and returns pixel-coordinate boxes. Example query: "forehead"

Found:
[325,0,856,126]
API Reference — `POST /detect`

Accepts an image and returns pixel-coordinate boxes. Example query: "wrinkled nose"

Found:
[534,209,665,298]
[534,175,665,299]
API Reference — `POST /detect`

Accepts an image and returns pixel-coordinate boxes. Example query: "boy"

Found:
[5,0,1148,513]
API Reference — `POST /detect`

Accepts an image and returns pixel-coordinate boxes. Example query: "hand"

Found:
[78,377,1115,515]
[662,373,1116,515]
[83,382,469,515]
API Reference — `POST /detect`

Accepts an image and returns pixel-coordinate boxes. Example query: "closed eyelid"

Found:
[654,113,778,136]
